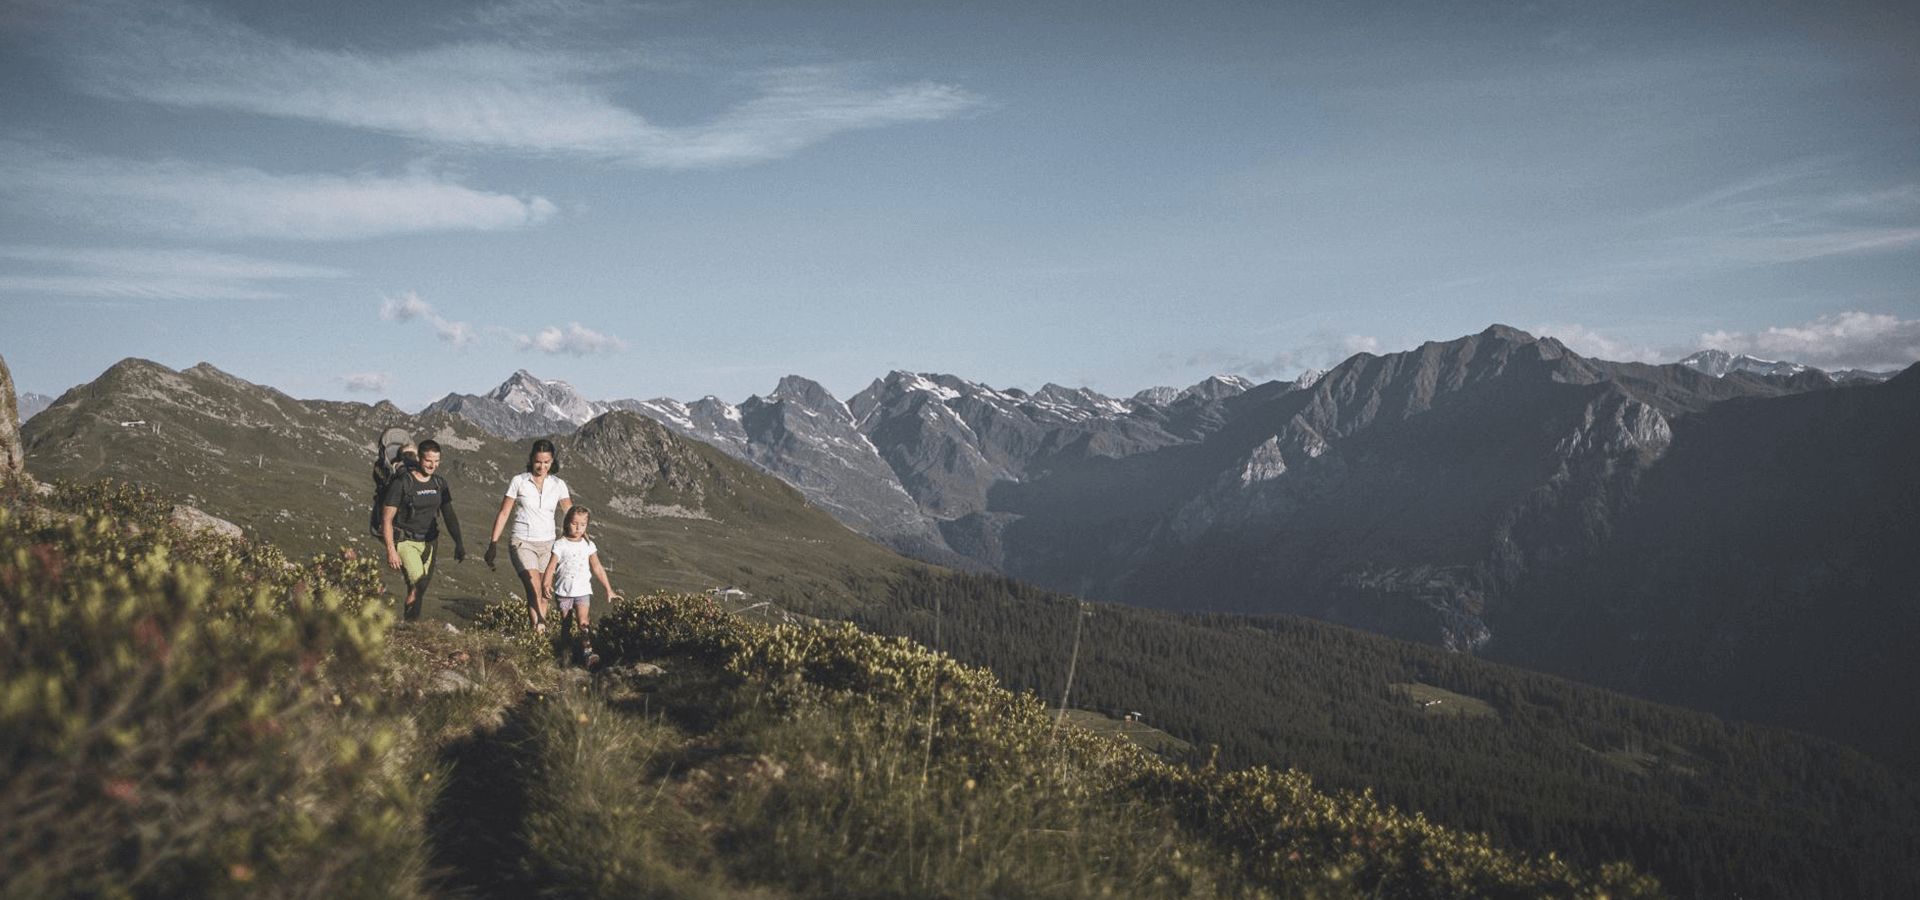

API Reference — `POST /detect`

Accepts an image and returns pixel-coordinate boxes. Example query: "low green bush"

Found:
[0,501,435,900]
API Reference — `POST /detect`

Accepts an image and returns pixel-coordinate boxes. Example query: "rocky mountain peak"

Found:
[1032,383,1127,414]
[1179,375,1255,403]
[565,410,715,494]
[1477,323,1538,344]
[483,370,596,423]
[1130,385,1181,406]
[1130,374,1262,407]
[762,375,847,420]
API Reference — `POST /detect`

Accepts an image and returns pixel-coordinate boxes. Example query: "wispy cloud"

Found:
[380,291,477,348]
[1698,312,1920,373]
[377,294,623,357]
[1184,332,1380,383]
[37,0,984,168]
[515,322,626,356]
[1608,164,1920,281]
[456,0,689,39]
[342,372,393,394]
[0,142,557,241]
[0,244,343,300]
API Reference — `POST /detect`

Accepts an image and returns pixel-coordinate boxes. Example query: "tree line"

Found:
[837,567,1920,900]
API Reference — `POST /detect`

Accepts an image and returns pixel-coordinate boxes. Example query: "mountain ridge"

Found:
[26,329,1919,781]
[405,326,1920,780]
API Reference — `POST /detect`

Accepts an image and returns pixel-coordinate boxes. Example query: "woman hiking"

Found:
[483,438,572,632]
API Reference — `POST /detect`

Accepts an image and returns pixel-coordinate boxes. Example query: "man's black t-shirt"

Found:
[384,471,450,542]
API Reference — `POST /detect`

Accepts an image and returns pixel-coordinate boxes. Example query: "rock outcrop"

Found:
[0,351,23,486]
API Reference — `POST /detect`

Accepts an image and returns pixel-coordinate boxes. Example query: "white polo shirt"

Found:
[504,472,570,542]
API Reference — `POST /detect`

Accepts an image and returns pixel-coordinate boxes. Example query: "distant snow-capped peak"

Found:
[1679,350,1809,379]
[484,369,598,423]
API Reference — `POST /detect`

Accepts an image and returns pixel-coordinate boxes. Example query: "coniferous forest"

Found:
[847,568,1920,900]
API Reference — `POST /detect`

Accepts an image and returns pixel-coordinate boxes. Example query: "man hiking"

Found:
[380,438,466,620]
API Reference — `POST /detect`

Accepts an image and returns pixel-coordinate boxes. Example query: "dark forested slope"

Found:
[850,569,1920,900]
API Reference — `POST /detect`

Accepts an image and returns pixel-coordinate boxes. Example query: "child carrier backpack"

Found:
[367,426,415,539]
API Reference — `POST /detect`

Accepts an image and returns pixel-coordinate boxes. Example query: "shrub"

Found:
[0,502,435,900]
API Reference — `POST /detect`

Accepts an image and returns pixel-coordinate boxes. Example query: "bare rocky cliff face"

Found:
[734,376,957,565]
[1,352,24,485]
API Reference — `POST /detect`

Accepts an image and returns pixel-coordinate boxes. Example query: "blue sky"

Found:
[3,0,1916,410]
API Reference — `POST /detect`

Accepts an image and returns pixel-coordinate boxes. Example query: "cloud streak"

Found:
[379,295,625,358]
[0,143,556,241]
[39,0,984,168]
[381,292,477,348]
[515,322,627,356]
[0,244,343,300]
[342,372,392,394]
[1609,164,1920,282]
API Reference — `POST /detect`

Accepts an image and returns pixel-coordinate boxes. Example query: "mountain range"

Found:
[17,329,1919,778]
[413,326,1920,776]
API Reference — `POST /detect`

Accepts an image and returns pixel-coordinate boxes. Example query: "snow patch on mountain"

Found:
[1679,350,1809,379]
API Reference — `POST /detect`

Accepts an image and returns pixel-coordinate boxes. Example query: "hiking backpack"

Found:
[366,426,415,539]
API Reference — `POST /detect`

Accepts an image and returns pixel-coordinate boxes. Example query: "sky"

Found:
[2,0,1916,411]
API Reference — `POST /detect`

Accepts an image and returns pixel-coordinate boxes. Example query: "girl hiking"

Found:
[543,505,620,666]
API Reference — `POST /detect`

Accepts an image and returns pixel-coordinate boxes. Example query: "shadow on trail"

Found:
[424,694,542,900]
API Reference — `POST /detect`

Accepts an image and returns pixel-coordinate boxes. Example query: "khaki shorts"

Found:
[510,538,554,580]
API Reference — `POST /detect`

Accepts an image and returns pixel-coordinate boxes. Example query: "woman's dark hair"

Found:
[526,438,562,474]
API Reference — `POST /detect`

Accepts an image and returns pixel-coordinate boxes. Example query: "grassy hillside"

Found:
[1,479,1662,899]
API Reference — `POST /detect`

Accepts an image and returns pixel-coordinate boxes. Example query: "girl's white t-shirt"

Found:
[550,536,596,598]
[504,472,570,542]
